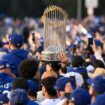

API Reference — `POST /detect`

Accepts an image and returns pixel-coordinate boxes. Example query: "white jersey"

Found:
[56,99,67,105]
[41,98,60,105]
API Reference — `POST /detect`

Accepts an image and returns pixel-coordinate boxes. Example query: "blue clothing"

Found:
[68,67,87,75]
[2,49,28,76]
[67,66,74,73]
[68,67,89,88]
[74,67,87,74]
[0,73,14,93]
[68,67,88,80]
[39,64,46,77]
[28,100,39,105]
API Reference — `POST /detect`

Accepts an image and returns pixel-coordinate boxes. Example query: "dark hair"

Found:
[19,59,38,79]
[41,77,57,96]
[93,60,105,68]
[28,91,37,98]
[12,77,28,92]
[10,89,28,105]
[72,55,84,67]
[46,61,61,72]
[60,66,67,74]
[83,62,93,68]
[12,44,22,49]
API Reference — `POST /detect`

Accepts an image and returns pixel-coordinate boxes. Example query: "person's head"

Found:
[8,33,24,50]
[12,77,28,92]
[27,80,39,99]
[88,76,105,102]
[93,60,105,69]
[54,77,73,99]
[46,61,61,72]
[41,77,57,98]
[9,89,28,105]
[59,66,67,75]
[19,59,38,79]
[91,94,105,105]
[69,88,91,105]
[75,41,85,55]
[72,55,84,67]
[41,70,58,80]
[0,60,10,73]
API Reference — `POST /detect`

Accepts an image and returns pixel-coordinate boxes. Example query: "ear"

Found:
[65,82,73,93]
[42,86,47,94]
[8,42,12,50]
[89,86,94,96]
[59,69,61,74]
[56,90,60,98]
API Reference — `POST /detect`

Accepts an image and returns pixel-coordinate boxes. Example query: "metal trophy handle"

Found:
[42,5,67,61]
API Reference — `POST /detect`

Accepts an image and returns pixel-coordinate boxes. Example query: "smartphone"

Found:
[88,38,93,45]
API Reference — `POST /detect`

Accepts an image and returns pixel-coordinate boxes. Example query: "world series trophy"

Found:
[42,5,67,61]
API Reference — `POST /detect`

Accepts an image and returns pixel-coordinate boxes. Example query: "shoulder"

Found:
[56,99,67,105]
[77,68,87,73]
[41,99,60,105]
[93,68,105,78]
[41,99,50,105]
[28,100,39,105]
[2,53,12,60]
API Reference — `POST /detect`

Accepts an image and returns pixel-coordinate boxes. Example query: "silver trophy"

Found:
[42,5,67,61]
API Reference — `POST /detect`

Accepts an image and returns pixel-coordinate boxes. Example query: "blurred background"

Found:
[0,0,105,55]
[0,0,105,18]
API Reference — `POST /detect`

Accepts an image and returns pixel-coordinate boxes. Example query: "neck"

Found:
[10,46,16,50]
[0,70,6,73]
[28,95,37,101]
[58,91,65,99]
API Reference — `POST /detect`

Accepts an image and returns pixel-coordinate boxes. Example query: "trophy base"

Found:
[42,51,60,61]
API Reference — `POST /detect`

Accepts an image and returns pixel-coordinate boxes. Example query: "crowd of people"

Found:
[0,15,105,105]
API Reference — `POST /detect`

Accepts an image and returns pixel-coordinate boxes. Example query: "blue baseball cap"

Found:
[0,94,9,104]
[8,33,24,47]
[70,88,91,105]
[95,40,102,46]
[92,94,105,105]
[10,89,28,105]
[0,60,10,70]
[87,76,105,94]
[54,77,74,91]
[27,80,39,93]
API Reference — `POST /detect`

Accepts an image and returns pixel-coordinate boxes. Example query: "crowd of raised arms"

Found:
[0,15,105,105]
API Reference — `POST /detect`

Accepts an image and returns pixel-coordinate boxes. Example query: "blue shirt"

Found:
[28,100,39,105]
[2,49,28,76]
[0,73,14,93]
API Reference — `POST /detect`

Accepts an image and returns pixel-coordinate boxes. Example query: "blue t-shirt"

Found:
[0,73,14,93]
[28,100,39,105]
[2,49,28,76]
